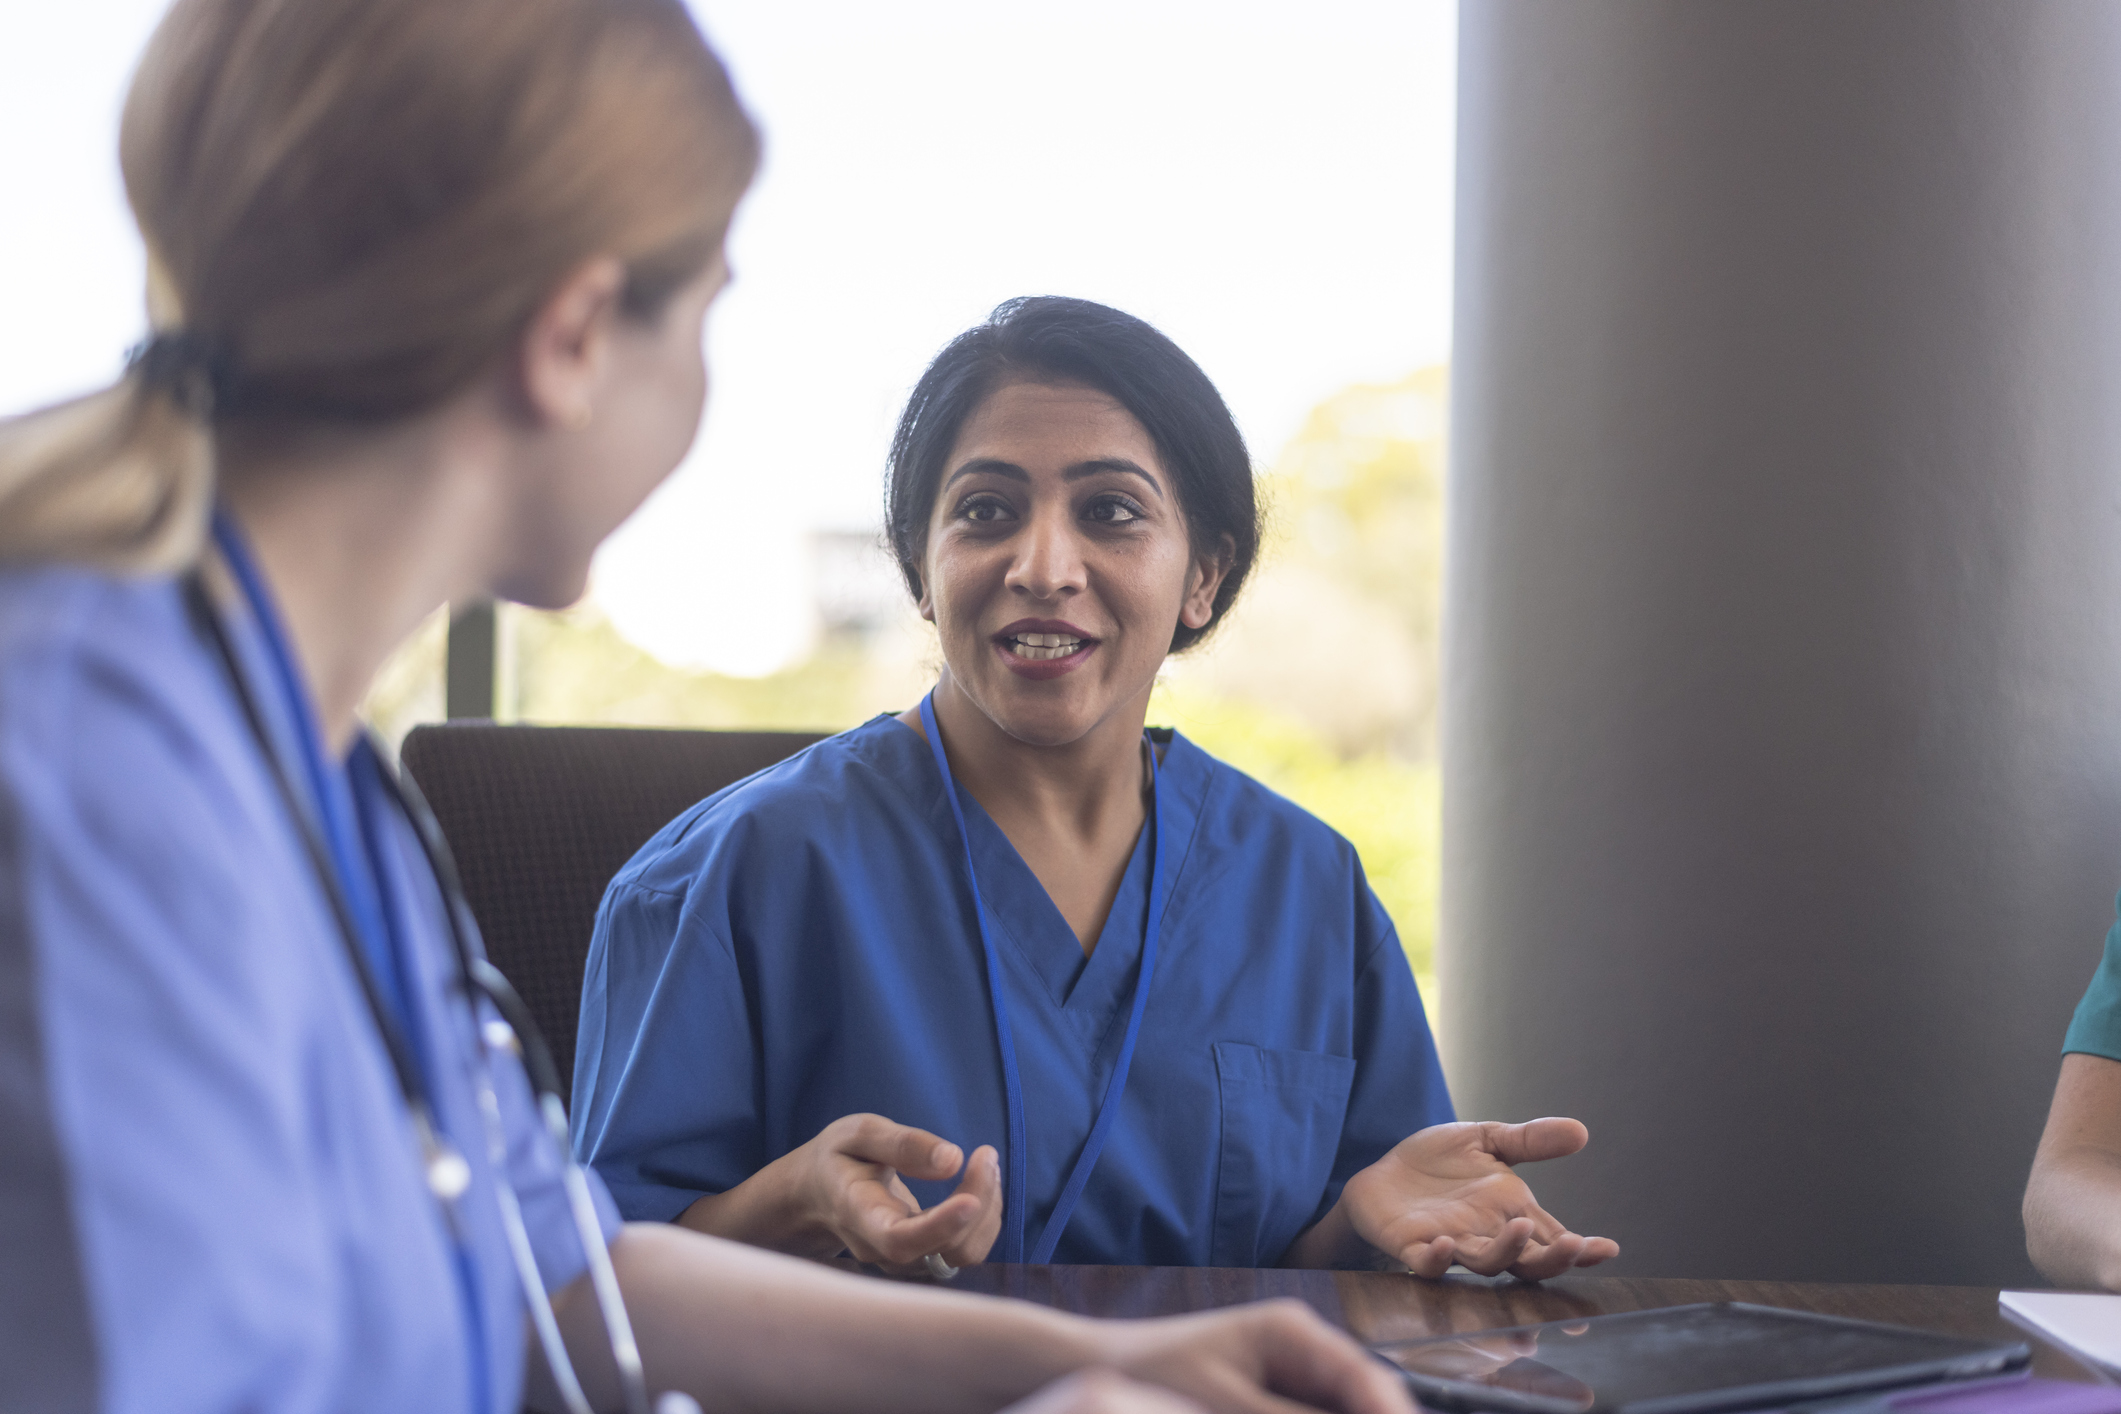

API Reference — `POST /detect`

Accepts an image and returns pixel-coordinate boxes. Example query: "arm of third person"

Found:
[2025,1053,2121,1290]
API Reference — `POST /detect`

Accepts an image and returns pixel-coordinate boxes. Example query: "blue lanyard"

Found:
[919,690,1168,1264]
[211,512,412,1037]
[209,509,491,1414]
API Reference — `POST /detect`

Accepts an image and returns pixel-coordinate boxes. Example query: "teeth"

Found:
[1008,632,1084,661]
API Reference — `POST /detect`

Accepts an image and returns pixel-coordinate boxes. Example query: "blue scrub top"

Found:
[0,566,617,1414]
[573,713,1453,1268]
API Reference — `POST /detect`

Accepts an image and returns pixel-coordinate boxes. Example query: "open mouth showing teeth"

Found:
[1006,632,1086,661]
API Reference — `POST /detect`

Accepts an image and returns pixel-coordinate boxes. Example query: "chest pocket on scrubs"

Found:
[1209,1040,1356,1267]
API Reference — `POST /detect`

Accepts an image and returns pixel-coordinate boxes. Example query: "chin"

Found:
[982,683,1109,749]
[493,559,591,612]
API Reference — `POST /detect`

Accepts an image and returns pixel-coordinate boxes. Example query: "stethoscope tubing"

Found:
[186,519,653,1414]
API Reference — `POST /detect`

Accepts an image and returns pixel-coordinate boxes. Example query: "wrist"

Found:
[942,1304,1114,1410]
[678,1146,838,1258]
[1050,1308,1147,1374]
[761,1140,845,1256]
[1283,1190,1367,1269]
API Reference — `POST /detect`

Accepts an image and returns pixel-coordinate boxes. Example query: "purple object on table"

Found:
[1890,1381,2121,1414]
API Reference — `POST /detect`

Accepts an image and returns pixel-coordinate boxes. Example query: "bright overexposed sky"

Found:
[0,1,1456,675]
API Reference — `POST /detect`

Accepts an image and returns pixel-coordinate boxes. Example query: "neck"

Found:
[922,671,1151,842]
[215,413,506,755]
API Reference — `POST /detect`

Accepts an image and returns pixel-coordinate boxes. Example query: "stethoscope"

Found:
[918,689,1170,1265]
[184,510,683,1414]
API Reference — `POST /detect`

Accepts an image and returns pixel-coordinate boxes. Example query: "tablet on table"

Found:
[1371,1301,2031,1414]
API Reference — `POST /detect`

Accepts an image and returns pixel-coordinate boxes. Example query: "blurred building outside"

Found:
[366,365,1449,1005]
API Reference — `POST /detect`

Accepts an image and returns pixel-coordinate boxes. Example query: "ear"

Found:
[516,257,627,431]
[1179,534,1236,631]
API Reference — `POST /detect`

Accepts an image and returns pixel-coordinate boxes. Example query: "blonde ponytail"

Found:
[0,374,213,575]
[0,0,755,576]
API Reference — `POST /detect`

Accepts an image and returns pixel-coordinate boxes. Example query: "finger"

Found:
[1398,1235,1457,1279]
[840,1114,966,1181]
[1452,1217,1535,1277]
[884,1169,923,1211]
[941,1145,1004,1266]
[1248,1301,1419,1414]
[838,1171,928,1249]
[1003,1370,1210,1414]
[857,1191,988,1266]
[1503,1231,1586,1282]
[841,1171,920,1229]
[1575,1236,1620,1266]
[1476,1117,1589,1167]
[843,1210,979,1272]
[1513,1199,1568,1245]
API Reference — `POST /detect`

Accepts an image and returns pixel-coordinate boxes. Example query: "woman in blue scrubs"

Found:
[0,6,1415,1413]
[573,297,1622,1278]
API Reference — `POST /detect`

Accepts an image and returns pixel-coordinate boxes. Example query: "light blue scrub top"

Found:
[0,566,617,1414]
[573,714,1453,1268]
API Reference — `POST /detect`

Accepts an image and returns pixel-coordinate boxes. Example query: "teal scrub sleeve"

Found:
[2062,895,2121,1061]
[572,880,762,1222]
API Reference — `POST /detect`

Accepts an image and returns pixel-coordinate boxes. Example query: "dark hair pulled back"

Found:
[884,296,1260,653]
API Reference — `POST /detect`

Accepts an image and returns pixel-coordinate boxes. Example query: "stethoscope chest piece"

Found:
[414,1110,474,1204]
[427,1146,473,1203]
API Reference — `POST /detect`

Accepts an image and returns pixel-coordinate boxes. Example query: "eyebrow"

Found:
[942,456,1167,498]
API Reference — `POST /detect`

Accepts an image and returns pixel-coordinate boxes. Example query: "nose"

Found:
[1003,501,1086,602]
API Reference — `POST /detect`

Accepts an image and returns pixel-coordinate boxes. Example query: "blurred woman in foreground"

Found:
[0,2,1412,1411]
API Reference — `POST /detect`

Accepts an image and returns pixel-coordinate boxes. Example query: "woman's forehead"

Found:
[948,379,1162,472]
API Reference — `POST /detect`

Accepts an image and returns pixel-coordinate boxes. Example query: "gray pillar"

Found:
[1445,0,2121,1286]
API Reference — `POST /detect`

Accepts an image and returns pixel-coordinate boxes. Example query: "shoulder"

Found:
[0,566,238,797]
[0,564,197,691]
[1157,731,1404,966]
[0,566,293,948]
[1162,730,1362,873]
[607,715,934,900]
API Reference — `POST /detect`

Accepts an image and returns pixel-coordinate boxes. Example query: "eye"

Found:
[1084,494,1146,525]
[956,492,1015,524]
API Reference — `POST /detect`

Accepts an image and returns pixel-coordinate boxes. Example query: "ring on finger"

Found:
[923,1252,959,1281]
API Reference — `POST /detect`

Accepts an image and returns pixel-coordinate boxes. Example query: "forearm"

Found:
[2024,1144,2121,1289]
[554,1223,1100,1414]
[2025,1053,2121,1291]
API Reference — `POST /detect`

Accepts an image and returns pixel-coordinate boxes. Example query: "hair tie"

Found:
[126,331,239,420]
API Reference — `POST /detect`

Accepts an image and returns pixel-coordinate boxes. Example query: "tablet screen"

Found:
[1373,1303,2029,1414]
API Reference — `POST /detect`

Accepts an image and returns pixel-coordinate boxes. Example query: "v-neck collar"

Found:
[962,783,1146,1011]
[860,714,1211,1015]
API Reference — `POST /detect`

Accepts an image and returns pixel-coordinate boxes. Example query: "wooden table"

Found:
[920,1266,2116,1387]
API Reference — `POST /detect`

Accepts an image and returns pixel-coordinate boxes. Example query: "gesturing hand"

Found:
[678,1111,1002,1271]
[1338,1118,1620,1280]
[790,1112,1003,1272]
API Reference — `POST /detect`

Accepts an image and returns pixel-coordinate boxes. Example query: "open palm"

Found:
[1341,1118,1621,1280]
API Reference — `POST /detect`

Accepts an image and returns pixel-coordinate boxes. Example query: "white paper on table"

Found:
[1999,1290,2121,1372]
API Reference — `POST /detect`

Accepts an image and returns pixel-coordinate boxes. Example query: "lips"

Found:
[993,619,1099,678]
